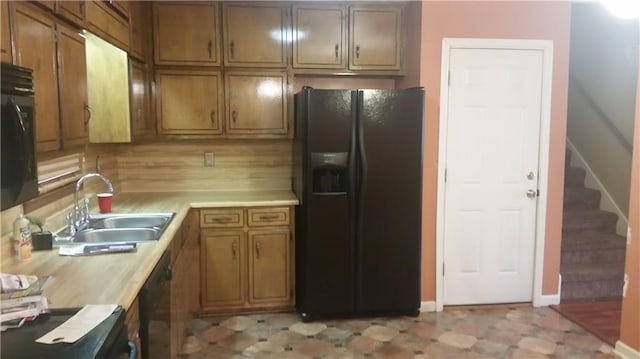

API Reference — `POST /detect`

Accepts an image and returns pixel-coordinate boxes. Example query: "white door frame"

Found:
[435,38,554,311]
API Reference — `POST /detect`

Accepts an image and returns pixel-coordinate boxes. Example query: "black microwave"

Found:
[1,63,39,211]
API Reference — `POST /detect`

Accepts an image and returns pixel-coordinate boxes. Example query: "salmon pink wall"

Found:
[418,1,571,300]
[619,56,640,351]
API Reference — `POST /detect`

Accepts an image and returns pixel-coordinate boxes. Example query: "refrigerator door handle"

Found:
[357,91,367,205]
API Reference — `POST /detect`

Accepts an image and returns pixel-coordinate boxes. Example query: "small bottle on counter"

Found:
[13,214,32,261]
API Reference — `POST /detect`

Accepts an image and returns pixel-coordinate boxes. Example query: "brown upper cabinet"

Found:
[85,0,129,51]
[12,3,60,152]
[55,1,85,27]
[349,5,402,71]
[130,59,152,138]
[129,1,151,63]
[153,2,221,66]
[57,23,89,149]
[1,1,11,63]
[155,69,224,136]
[222,3,288,68]
[292,4,347,69]
[225,71,288,137]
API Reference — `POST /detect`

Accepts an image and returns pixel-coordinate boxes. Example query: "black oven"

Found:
[1,63,38,211]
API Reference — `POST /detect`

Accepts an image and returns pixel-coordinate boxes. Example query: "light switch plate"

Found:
[204,151,215,167]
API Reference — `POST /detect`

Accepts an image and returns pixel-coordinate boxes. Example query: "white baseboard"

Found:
[534,274,561,307]
[615,340,640,359]
[420,301,436,312]
[565,139,629,236]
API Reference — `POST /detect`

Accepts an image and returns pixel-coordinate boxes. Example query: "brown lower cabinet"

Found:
[200,207,294,313]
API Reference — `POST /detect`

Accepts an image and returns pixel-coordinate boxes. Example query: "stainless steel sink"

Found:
[89,213,173,230]
[72,228,160,244]
[55,212,175,246]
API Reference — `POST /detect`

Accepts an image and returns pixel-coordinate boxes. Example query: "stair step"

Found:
[562,232,627,250]
[562,209,618,234]
[563,187,601,210]
[561,247,626,265]
[561,280,623,301]
[561,262,625,282]
[564,167,586,187]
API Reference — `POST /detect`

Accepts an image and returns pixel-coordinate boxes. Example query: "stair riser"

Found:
[563,192,601,211]
[561,248,627,265]
[561,280,623,300]
[565,171,586,187]
[562,220,617,234]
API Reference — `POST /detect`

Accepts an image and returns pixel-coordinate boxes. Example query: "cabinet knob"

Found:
[335,44,339,59]
[356,45,360,59]
[255,240,261,259]
[207,40,213,59]
[231,240,237,259]
[229,40,235,59]
[210,110,216,127]
[232,110,237,125]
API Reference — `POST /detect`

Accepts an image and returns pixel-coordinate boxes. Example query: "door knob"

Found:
[526,189,537,199]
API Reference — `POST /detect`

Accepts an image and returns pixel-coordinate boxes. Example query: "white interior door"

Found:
[442,48,544,305]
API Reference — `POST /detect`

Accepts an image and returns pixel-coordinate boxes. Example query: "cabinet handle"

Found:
[213,217,231,223]
[255,240,261,259]
[84,103,91,131]
[232,240,237,259]
[229,40,235,59]
[259,215,279,221]
[335,44,339,59]
[210,110,216,127]
[232,110,237,124]
[356,45,360,59]
[207,40,212,59]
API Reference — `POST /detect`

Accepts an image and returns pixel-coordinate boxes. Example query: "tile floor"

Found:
[180,305,619,358]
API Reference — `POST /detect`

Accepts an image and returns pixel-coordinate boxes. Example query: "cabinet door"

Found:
[154,2,220,66]
[1,2,12,63]
[85,0,129,50]
[292,5,346,69]
[56,1,85,26]
[156,70,223,135]
[171,244,189,359]
[349,6,402,71]
[222,4,287,68]
[129,1,150,62]
[201,230,246,308]
[12,3,60,152]
[130,60,150,137]
[225,71,288,137]
[248,229,291,305]
[58,23,89,149]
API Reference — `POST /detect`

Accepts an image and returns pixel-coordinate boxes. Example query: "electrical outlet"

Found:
[204,151,215,167]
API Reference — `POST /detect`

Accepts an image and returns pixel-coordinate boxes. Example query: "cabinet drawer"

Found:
[201,209,244,228]
[247,207,289,227]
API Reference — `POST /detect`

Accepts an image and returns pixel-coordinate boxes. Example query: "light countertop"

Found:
[0,191,298,311]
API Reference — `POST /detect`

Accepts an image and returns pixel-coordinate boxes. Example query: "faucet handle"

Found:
[66,212,76,235]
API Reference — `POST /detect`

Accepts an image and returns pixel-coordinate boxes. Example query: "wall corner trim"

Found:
[614,340,640,359]
[420,301,436,312]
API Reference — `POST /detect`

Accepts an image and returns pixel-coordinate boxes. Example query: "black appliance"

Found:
[0,306,136,359]
[139,251,171,359]
[294,87,424,321]
[1,62,39,211]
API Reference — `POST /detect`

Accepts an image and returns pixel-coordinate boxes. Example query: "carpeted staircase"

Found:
[560,150,627,301]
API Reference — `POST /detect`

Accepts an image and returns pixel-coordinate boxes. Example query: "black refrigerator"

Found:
[293,87,424,321]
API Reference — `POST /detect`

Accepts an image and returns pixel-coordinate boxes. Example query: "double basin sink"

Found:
[55,213,174,246]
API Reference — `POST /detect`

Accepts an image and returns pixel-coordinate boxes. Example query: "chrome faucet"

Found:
[70,173,114,233]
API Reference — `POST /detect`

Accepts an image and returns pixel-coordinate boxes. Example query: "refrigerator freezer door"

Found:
[356,88,424,314]
[296,89,357,317]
